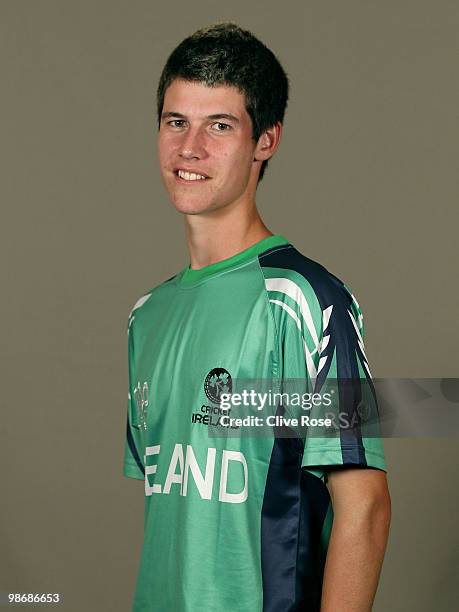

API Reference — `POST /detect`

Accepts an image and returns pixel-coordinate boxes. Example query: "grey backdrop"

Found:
[1,1,458,611]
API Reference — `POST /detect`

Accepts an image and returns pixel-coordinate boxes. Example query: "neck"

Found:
[184,201,273,270]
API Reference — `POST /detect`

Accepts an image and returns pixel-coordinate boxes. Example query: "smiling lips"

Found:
[174,169,211,183]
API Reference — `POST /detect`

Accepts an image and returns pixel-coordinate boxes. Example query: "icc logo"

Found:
[133,381,149,430]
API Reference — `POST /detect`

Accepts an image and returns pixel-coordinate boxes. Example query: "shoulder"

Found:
[258,243,359,315]
[127,273,178,332]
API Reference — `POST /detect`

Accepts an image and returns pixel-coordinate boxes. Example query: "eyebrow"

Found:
[161,111,240,123]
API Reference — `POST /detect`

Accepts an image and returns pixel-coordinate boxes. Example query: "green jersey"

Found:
[123,234,386,611]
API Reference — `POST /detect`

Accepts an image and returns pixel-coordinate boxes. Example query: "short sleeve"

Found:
[122,318,145,480]
[299,282,387,480]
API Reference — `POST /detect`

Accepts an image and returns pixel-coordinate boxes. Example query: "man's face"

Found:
[157,78,259,216]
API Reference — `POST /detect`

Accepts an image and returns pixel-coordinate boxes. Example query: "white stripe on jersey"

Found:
[265,277,320,347]
[128,292,153,332]
[269,298,319,386]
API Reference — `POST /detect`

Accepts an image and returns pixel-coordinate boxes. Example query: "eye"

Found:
[168,120,186,128]
[211,122,231,132]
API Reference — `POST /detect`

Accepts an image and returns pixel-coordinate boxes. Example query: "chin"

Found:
[171,198,214,216]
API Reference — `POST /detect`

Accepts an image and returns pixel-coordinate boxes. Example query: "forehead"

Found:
[163,78,248,119]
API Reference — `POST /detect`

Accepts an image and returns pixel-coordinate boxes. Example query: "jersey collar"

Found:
[178,234,290,286]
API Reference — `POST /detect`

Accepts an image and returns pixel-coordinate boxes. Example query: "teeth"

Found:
[178,170,207,181]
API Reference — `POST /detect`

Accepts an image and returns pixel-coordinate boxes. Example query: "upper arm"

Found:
[122,315,146,481]
[326,467,391,517]
[300,281,387,480]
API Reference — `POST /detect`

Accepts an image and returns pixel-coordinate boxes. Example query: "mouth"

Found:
[173,169,211,184]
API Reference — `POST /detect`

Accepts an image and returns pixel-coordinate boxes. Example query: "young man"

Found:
[123,22,391,612]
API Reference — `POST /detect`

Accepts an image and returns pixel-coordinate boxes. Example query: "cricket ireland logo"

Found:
[204,368,232,405]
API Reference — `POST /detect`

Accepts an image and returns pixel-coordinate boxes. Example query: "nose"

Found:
[179,127,206,160]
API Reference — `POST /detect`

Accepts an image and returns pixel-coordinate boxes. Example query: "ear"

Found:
[254,121,283,162]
